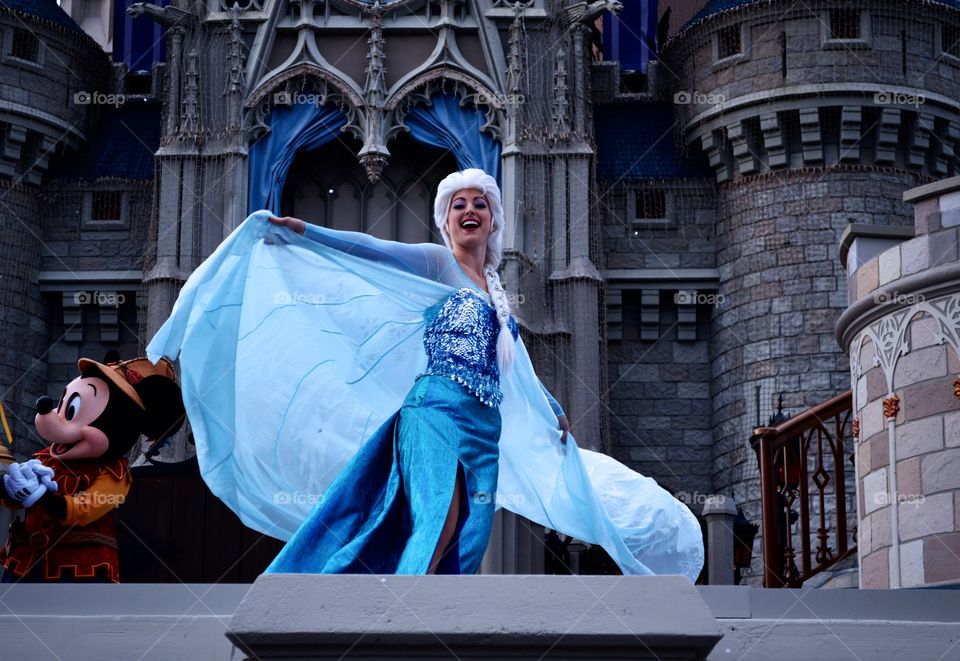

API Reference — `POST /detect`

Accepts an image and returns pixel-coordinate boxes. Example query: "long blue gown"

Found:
[267,290,517,574]
[146,211,705,579]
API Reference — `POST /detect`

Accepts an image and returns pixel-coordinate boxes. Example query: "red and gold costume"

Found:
[0,448,131,582]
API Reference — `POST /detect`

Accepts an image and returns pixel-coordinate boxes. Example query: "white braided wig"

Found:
[433,168,514,372]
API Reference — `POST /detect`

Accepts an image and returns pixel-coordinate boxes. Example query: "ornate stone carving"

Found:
[852,292,960,398]
[181,48,200,135]
[224,3,247,129]
[559,0,623,29]
[220,0,262,11]
[243,0,507,177]
[126,2,195,28]
[506,2,525,100]
[882,395,900,419]
[359,0,390,182]
[551,48,569,136]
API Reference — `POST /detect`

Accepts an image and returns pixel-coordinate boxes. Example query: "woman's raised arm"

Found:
[268,215,447,281]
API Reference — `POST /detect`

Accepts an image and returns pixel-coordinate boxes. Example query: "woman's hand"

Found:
[558,415,569,445]
[267,215,307,235]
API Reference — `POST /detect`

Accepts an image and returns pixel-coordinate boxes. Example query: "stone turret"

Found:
[662,0,960,537]
[0,0,109,452]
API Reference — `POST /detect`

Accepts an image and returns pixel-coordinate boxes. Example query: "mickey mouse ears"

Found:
[77,357,177,412]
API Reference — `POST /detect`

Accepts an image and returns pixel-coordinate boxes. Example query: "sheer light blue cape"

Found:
[146,211,704,580]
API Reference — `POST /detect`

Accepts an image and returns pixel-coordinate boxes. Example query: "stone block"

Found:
[858,441,872,479]
[894,346,948,389]
[859,339,877,371]
[860,511,873,554]
[900,538,926,588]
[930,229,959,267]
[921,447,960,495]
[227,575,724,660]
[903,377,957,421]
[863,468,889,515]
[924,532,960,584]
[898,456,921,497]
[946,411,960,448]
[856,258,879,295]
[910,315,941,349]
[860,398,885,439]
[866,366,886,401]
[878,246,900,285]
[861,548,890,588]
[677,382,710,399]
[901,237,930,276]
[899,492,954,541]
[870,503,892,547]
[896,417,944,459]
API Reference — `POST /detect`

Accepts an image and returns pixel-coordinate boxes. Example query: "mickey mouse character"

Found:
[0,357,185,582]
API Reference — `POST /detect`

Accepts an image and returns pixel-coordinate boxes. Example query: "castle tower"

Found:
[662,0,960,578]
[0,0,110,453]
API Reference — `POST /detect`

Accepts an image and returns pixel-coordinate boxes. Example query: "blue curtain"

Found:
[604,0,659,73]
[248,102,348,214]
[114,0,168,71]
[405,94,501,183]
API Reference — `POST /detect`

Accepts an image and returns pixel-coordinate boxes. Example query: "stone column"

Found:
[702,494,738,586]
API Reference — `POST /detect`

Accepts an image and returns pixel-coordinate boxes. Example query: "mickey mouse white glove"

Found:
[25,459,58,494]
[3,461,57,508]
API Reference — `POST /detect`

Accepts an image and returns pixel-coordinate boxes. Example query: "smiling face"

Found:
[35,375,111,461]
[444,187,493,253]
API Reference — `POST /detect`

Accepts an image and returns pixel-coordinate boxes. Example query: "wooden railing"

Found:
[751,390,855,588]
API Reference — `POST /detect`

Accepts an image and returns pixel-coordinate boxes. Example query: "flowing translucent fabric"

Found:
[146,211,704,579]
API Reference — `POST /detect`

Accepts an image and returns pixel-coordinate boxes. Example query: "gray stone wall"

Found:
[711,169,919,506]
[601,178,717,499]
[605,295,714,499]
[41,183,152,273]
[711,169,918,585]
[602,180,716,270]
[0,187,49,457]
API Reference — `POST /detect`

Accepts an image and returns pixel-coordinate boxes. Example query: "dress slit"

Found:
[431,461,469,575]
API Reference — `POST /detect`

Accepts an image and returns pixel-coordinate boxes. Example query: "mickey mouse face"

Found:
[35,375,111,461]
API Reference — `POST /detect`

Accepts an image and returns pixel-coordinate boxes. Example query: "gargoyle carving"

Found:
[560,0,623,28]
[127,2,196,28]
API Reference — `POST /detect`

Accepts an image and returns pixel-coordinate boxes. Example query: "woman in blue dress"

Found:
[146,169,705,580]
[263,168,567,574]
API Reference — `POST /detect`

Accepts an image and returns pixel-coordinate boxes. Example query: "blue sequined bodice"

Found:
[421,289,519,407]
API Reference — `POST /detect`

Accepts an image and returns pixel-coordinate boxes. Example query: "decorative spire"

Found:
[506,1,525,100]
[181,48,200,134]
[359,0,389,182]
[551,48,569,135]
[224,3,246,129]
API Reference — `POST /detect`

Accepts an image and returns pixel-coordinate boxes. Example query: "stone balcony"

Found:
[3,577,960,660]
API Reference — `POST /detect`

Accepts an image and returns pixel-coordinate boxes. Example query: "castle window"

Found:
[10,28,38,62]
[943,24,960,60]
[716,24,742,60]
[821,9,871,48]
[829,10,861,40]
[92,191,122,221]
[635,189,666,219]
